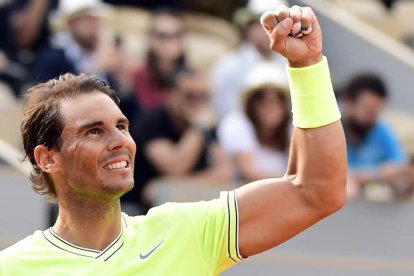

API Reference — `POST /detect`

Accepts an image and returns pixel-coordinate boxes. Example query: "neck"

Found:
[53,196,121,251]
[257,127,274,147]
[158,58,176,73]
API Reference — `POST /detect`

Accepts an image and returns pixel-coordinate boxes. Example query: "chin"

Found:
[102,180,134,197]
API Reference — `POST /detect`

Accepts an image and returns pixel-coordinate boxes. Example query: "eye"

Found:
[117,124,129,132]
[87,128,102,136]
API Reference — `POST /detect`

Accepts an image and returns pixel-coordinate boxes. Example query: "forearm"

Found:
[168,128,205,175]
[352,164,410,185]
[286,57,347,212]
[237,5,347,258]
[288,122,347,212]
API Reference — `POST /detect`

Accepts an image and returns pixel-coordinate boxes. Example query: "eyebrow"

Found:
[76,118,129,132]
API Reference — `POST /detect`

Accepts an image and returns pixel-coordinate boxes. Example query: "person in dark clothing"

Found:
[132,8,187,110]
[123,69,231,214]
[0,2,31,95]
[10,0,58,52]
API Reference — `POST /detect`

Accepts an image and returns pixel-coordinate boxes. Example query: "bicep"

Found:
[237,177,322,257]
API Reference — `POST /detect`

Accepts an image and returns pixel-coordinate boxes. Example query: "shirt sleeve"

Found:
[381,123,407,164]
[177,190,245,275]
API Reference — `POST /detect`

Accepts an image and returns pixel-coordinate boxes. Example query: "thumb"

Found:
[270,18,293,53]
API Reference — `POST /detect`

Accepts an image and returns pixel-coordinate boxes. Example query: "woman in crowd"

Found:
[133,8,187,110]
[218,62,291,182]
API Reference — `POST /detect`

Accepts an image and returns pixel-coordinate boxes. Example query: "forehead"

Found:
[355,90,384,104]
[178,74,209,93]
[153,14,183,30]
[59,91,123,128]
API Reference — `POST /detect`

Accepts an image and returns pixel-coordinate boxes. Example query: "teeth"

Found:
[104,161,127,170]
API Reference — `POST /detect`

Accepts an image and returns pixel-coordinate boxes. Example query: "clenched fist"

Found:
[260,5,322,68]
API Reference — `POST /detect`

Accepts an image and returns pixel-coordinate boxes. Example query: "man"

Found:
[341,74,412,198]
[211,0,287,118]
[124,68,231,214]
[0,5,346,275]
[34,0,128,92]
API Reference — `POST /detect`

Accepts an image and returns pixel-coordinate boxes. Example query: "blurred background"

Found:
[1,0,414,275]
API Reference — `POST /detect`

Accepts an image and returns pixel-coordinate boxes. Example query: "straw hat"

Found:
[241,62,289,105]
[57,0,108,21]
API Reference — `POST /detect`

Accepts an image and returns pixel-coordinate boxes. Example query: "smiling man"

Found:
[0,5,346,276]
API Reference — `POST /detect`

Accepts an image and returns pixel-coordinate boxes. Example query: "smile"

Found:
[103,161,129,170]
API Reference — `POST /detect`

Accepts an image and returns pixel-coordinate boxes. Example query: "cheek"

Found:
[127,136,137,158]
[62,141,99,173]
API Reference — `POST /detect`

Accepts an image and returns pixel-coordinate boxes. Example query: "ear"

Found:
[33,145,62,174]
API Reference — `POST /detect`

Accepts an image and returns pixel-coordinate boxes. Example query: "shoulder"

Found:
[142,106,168,121]
[134,62,152,80]
[135,107,168,131]
[212,48,246,76]
[36,47,66,61]
[220,111,253,130]
[126,192,231,228]
[372,121,398,138]
[0,231,44,261]
[218,112,256,150]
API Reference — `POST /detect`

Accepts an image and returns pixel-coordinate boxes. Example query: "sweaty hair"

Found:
[21,73,119,200]
[343,74,388,101]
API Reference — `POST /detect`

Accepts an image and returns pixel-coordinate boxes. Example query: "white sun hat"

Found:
[241,62,290,104]
[58,0,108,21]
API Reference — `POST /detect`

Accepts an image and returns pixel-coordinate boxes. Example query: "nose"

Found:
[107,127,129,151]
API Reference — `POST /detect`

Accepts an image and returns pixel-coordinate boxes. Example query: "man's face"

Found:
[150,15,185,62]
[170,75,211,121]
[253,88,288,129]
[246,22,273,57]
[345,90,385,133]
[55,92,136,200]
[68,14,101,52]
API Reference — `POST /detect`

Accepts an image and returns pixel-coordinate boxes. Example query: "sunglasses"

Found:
[153,31,184,40]
[181,91,210,103]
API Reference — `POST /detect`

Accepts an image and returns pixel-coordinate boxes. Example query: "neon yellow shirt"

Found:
[0,191,244,275]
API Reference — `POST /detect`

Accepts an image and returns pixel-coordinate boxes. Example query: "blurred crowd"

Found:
[1,0,413,216]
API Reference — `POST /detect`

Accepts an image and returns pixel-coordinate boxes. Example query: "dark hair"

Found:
[343,74,388,101]
[147,7,186,89]
[245,89,291,151]
[21,73,119,200]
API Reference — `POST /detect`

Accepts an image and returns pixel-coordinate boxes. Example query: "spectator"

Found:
[211,0,287,119]
[124,68,231,214]
[33,0,131,96]
[218,62,290,182]
[341,74,413,198]
[10,0,58,53]
[133,8,187,110]
[0,1,31,96]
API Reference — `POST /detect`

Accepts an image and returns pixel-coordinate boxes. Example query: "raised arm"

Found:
[237,5,347,257]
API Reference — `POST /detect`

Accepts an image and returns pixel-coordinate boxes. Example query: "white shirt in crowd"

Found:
[218,112,288,179]
[211,43,286,119]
